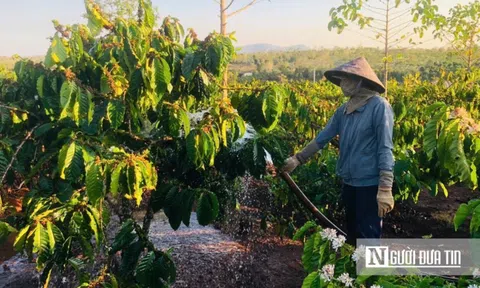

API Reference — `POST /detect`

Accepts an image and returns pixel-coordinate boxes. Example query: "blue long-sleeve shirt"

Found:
[314,95,394,187]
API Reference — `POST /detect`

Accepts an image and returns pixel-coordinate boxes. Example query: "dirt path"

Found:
[0,212,305,288]
[382,186,478,238]
[149,212,304,288]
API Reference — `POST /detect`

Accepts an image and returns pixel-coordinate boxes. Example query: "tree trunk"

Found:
[383,0,390,98]
[220,0,227,35]
[220,0,228,99]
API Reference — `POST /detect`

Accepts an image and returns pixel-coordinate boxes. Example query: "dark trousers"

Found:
[341,183,383,246]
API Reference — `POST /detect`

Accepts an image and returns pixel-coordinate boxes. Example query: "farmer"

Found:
[282,57,394,246]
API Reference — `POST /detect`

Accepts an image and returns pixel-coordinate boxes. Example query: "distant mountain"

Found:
[238,43,310,54]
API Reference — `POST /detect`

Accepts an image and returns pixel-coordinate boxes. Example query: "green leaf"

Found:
[302,271,322,288]
[60,81,77,109]
[135,251,156,286]
[153,58,172,97]
[182,189,195,227]
[110,162,125,197]
[200,130,215,167]
[424,106,447,159]
[334,255,351,276]
[133,164,144,206]
[454,200,480,231]
[429,181,438,197]
[164,186,182,230]
[46,222,63,250]
[110,219,136,254]
[78,90,94,126]
[186,130,200,167]
[0,151,8,179]
[181,52,202,80]
[393,100,407,121]
[119,240,143,279]
[79,234,94,260]
[261,86,284,131]
[448,125,471,184]
[178,108,190,136]
[37,75,45,97]
[14,225,30,252]
[439,182,448,198]
[66,144,85,182]
[107,100,125,130]
[0,221,17,245]
[33,224,49,254]
[34,123,54,138]
[69,28,84,65]
[293,221,317,241]
[86,163,104,205]
[85,209,101,246]
[153,252,176,285]
[140,0,155,31]
[136,250,176,287]
[205,44,222,76]
[58,141,76,180]
[82,146,96,170]
[302,234,315,272]
[470,204,480,234]
[196,191,219,226]
[150,183,171,213]
[84,0,109,36]
[45,222,56,251]
[221,121,228,147]
[68,257,86,272]
[46,35,68,67]
[135,159,156,190]
[69,211,84,235]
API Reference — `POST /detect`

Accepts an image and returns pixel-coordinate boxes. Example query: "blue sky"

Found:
[0,0,471,56]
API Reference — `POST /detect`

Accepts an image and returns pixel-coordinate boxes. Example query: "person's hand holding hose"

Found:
[281,140,321,173]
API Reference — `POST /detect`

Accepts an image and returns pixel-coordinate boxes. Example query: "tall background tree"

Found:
[328,0,438,97]
[415,0,480,71]
[216,0,267,97]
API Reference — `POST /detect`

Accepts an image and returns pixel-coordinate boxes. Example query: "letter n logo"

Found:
[366,246,388,268]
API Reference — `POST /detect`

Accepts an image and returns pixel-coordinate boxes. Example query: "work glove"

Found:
[377,186,394,217]
[377,170,395,217]
[281,140,321,174]
[281,156,300,174]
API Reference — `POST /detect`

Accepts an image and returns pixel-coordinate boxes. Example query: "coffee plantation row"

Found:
[1,1,480,287]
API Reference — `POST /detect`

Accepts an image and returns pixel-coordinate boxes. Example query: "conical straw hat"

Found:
[324,57,385,94]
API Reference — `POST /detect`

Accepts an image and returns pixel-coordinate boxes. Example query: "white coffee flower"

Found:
[352,245,366,262]
[370,285,382,288]
[320,264,335,282]
[467,285,479,288]
[320,228,338,241]
[473,267,480,278]
[332,235,346,251]
[337,272,354,287]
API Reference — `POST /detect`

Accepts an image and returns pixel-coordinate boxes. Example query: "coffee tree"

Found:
[0,0,287,287]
